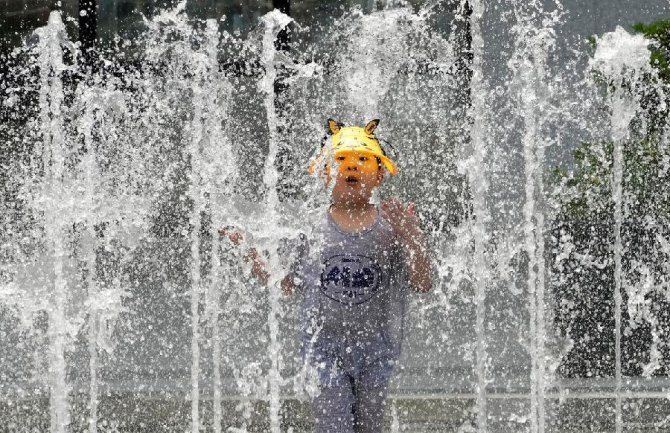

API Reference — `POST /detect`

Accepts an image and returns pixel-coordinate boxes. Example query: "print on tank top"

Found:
[320,254,383,305]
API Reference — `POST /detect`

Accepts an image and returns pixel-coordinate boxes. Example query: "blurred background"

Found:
[1,1,670,432]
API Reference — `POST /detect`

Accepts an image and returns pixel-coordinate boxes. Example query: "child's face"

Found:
[328,151,384,206]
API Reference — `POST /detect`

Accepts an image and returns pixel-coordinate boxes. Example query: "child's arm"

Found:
[380,198,433,293]
[218,227,294,294]
[241,247,270,286]
[280,274,297,295]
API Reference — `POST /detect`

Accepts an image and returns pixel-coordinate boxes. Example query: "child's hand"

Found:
[281,274,296,296]
[381,198,433,292]
[218,226,243,246]
[380,198,423,244]
[218,227,271,285]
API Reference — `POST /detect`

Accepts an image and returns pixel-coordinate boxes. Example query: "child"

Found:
[220,119,432,433]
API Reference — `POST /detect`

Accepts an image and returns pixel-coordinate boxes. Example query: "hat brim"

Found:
[333,148,397,175]
[378,154,398,175]
[308,148,398,176]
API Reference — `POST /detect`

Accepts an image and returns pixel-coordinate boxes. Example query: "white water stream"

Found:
[259,11,293,433]
[591,26,655,433]
[510,3,562,431]
[464,1,490,430]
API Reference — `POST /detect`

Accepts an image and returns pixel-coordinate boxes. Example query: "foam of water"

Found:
[591,26,652,81]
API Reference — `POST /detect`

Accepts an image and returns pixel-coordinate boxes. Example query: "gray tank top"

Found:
[290,208,409,359]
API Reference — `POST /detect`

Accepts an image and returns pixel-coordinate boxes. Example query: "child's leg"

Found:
[312,375,356,433]
[352,386,389,433]
[352,357,394,433]
[311,357,356,433]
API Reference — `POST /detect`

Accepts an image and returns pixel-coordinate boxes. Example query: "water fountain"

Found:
[1,0,670,431]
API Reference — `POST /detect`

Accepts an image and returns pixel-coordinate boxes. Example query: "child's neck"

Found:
[329,201,377,232]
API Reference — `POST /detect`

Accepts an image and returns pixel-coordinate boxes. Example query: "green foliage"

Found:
[632,19,670,84]
[554,19,670,223]
[551,19,670,378]
[586,35,597,50]
[551,135,670,223]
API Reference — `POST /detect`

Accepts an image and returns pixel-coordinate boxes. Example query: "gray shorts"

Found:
[306,335,395,433]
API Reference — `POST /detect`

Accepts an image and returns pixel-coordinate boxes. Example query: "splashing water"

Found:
[1,1,670,432]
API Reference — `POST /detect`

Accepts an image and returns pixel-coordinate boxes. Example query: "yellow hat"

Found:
[308,119,398,175]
